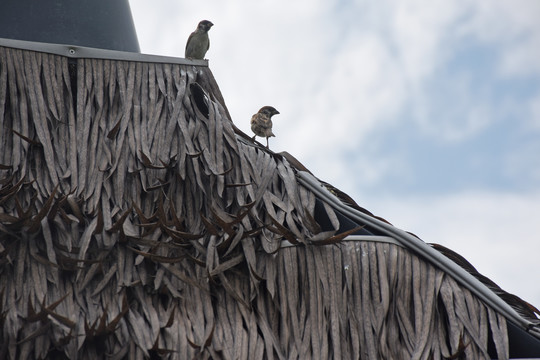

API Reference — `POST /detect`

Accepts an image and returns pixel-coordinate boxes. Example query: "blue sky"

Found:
[129,0,540,307]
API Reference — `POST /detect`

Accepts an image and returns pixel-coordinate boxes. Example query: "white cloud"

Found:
[129,0,540,146]
[412,73,493,142]
[387,0,540,140]
[391,0,468,81]
[529,92,540,130]
[281,32,407,158]
[452,0,540,77]
[503,140,540,187]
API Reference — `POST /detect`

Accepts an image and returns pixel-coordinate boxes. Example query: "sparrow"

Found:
[185,20,214,59]
[251,106,280,148]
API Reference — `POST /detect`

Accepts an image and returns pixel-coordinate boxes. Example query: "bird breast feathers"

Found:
[251,114,272,129]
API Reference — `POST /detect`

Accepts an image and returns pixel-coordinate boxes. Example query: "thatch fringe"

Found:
[0,45,510,359]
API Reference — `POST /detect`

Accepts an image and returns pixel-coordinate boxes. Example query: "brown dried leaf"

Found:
[310,226,364,246]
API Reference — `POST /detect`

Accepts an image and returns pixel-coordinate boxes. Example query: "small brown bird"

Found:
[185,20,214,59]
[251,106,279,148]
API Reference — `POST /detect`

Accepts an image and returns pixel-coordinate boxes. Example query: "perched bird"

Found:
[185,20,214,59]
[251,106,280,148]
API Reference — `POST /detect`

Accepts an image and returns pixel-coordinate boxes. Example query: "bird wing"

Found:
[185,31,195,53]
[261,117,273,130]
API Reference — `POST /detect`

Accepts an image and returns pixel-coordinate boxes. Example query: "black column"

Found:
[0,0,140,52]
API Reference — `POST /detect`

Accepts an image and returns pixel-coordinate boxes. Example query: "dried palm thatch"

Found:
[0,44,528,359]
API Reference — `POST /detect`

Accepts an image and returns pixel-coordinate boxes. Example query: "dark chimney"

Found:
[0,0,140,52]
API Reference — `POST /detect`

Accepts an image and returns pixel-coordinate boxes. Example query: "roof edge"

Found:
[0,37,207,66]
[296,170,540,338]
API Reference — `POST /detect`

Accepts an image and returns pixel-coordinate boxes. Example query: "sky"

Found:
[128,0,540,309]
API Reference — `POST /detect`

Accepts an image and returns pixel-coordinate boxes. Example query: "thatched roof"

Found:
[1,39,539,359]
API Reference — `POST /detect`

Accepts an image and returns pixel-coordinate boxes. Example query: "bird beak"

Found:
[275,110,280,115]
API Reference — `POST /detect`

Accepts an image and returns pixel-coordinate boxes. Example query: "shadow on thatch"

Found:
[0,44,538,359]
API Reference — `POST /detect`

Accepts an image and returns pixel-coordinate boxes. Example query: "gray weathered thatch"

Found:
[0,43,536,359]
